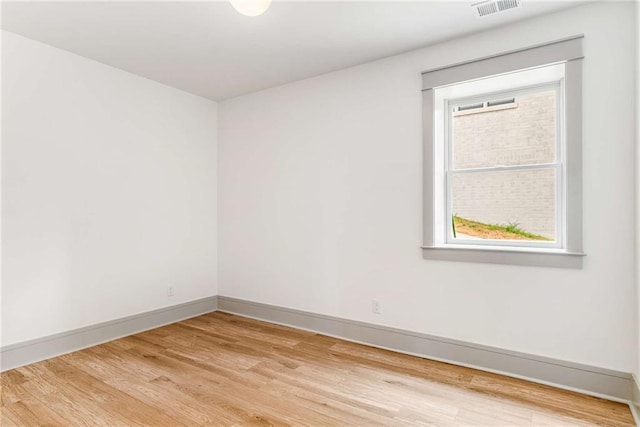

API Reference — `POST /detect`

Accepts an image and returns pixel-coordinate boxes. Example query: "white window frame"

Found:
[421,36,585,268]
[443,82,563,249]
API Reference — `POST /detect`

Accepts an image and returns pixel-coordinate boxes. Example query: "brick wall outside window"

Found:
[451,91,556,239]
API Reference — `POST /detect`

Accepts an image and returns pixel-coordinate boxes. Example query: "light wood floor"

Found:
[1,312,634,426]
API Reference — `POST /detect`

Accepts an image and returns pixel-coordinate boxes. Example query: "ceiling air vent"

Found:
[473,0,520,17]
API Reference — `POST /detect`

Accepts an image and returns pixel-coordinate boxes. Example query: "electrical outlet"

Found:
[372,299,381,315]
[168,286,175,297]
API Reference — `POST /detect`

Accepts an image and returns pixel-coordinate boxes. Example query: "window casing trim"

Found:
[442,82,564,250]
[421,35,583,89]
[419,245,585,269]
[421,36,584,268]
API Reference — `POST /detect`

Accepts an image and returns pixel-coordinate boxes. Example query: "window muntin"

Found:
[440,80,564,249]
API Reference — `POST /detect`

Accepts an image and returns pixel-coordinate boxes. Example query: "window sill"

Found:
[421,244,585,269]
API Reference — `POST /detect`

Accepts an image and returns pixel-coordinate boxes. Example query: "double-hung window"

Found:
[422,37,585,268]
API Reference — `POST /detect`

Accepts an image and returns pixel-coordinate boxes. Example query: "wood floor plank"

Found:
[468,371,633,426]
[2,400,58,427]
[0,406,23,427]
[26,358,184,427]
[1,312,634,426]
[0,374,28,406]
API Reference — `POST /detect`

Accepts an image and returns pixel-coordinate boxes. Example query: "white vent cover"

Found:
[473,0,520,17]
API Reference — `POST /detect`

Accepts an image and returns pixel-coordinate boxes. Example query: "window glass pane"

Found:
[452,90,556,170]
[451,168,556,241]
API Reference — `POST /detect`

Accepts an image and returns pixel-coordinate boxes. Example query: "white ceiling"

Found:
[1,1,583,101]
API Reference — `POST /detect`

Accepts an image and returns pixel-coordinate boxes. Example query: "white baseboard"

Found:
[217,296,633,403]
[0,296,218,372]
[631,374,640,426]
[2,294,633,408]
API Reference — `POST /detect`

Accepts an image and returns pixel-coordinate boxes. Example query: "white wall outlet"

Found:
[168,286,175,297]
[372,299,381,315]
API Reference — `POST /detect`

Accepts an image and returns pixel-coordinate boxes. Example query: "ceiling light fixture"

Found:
[230,0,272,17]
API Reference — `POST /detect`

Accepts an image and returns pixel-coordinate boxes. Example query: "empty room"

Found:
[1,0,640,425]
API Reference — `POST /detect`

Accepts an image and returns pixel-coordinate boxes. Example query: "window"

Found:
[446,76,561,248]
[422,37,585,268]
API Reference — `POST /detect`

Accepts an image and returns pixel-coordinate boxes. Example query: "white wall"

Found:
[219,2,636,372]
[1,31,218,346]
